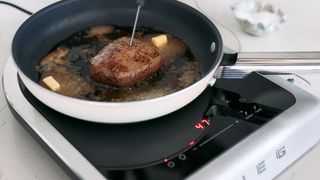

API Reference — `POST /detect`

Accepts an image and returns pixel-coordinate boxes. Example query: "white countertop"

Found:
[1,0,320,180]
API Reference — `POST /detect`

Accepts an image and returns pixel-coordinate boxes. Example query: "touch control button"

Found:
[178,154,187,161]
[167,161,175,168]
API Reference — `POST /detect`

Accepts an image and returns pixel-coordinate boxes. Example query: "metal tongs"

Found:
[129,0,145,46]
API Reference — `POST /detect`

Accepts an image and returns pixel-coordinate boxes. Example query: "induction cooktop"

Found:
[3,58,320,180]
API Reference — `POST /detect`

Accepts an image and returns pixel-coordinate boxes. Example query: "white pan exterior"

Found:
[13,56,218,123]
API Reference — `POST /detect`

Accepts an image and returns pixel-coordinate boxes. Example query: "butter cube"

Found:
[42,76,61,92]
[152,34,168,48]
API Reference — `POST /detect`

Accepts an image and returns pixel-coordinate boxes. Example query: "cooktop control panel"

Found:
[18,72,295,180]
[100,73,295,180]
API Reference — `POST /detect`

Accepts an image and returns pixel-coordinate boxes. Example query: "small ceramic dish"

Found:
[231,0,286,36]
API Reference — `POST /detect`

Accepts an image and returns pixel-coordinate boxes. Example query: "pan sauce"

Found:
[37,25,201,102]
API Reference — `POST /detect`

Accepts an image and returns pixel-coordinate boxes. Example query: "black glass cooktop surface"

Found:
[17,72,295,180]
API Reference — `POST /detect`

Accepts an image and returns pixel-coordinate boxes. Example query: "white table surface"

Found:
[1,0,320,180]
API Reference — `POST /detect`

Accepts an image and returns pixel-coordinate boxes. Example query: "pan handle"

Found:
[215,52,320,79]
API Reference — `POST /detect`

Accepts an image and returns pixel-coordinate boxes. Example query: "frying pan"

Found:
[12,0,320,123]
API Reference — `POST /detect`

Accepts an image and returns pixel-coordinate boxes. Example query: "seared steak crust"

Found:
[89,37,162,87]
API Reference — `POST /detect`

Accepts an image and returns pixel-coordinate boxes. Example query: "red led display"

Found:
[201,119,210,125]
[188,140,196,146]
[195,123,204,129]
[195,119,210,129]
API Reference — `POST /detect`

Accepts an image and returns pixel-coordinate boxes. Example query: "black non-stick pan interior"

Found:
[12,0,223,83]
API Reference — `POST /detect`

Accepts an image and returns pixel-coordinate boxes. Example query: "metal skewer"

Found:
[129,0,145,46]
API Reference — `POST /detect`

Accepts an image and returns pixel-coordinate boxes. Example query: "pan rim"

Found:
[12,0,224,106]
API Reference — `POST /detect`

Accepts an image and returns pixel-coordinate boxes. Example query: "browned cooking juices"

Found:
[37,25,201,102]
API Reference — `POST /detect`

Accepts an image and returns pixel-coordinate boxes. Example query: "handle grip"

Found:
[216,52,320,79]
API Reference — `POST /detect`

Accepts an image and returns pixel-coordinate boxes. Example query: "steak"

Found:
[89,37,163,87]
